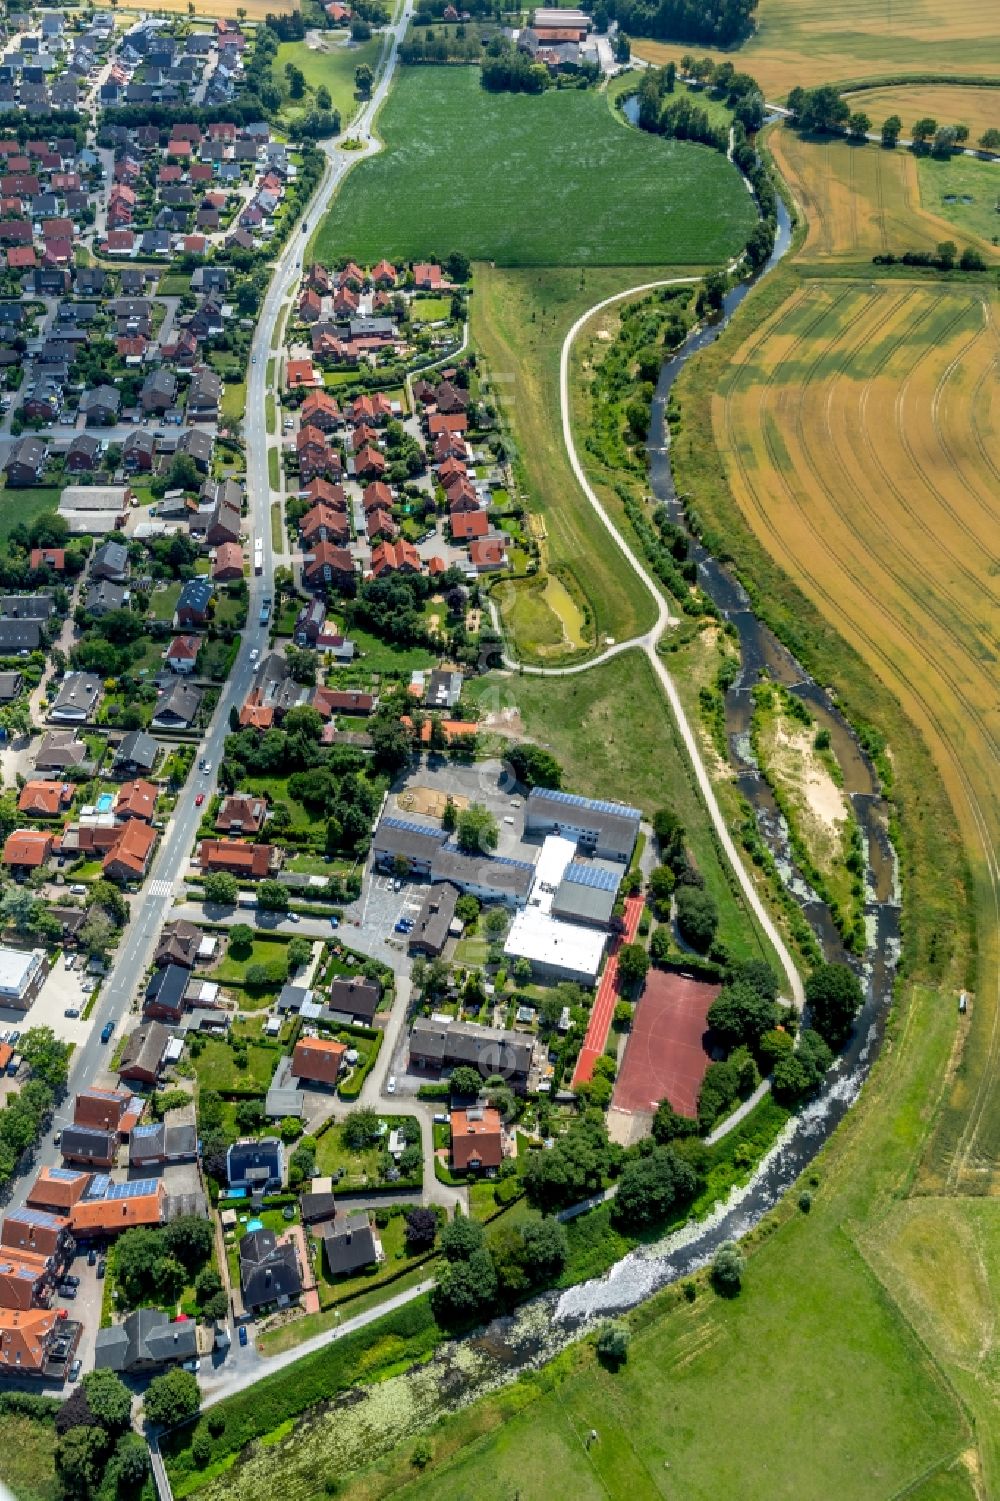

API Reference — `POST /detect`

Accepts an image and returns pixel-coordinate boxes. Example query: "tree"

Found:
[143,1368,201,1427]
[772,1027,832,1103]
[90,878,129,927]
[355,62,374,95]
[959,246,986,271]
[653,806,685,866]
[805,962,863,1046]
[316,84,332,110]
[847,110,870,141]
[652,1097,698,1142]
[978,127,1000,150]
[613,1000,633,1030]
[405,1206,438,1250]
[665,58,676,92]
[256,880,289,912]
[19,1027,70,1090]
[911,116,937,145]
[707,982,777,1050]
[612,1145,699,1229]
[55,1425,107,1500]
[81,1369,131,1433]
[881,113,902,148]
[284,62,306,99]
[675,885,718,952]
[482,906,509,940]
[80,909,115,957]
[521,1216,568,1278]
[456,803,498,854]
[370,714,412,773]
[523,1116,613,1211]
[431,1246,498,1326]
[596,1321,630,1368]
[450,1064,483,1099]
[109,1432,150,1491]
[513,956,533,986]
[287,937,312,970]
[936,239,958,269]
[440,1212,485,1262]
[203,872,239,906]
[507,742,562,790]
[228,923,254,958]
[647,863,675,915]
[164,1214,213,1273]
[343,1106,382,1151]
[617,942,649,988]
[0,886,39,934]
[455,893,480,926]
[711,1239,744,1296]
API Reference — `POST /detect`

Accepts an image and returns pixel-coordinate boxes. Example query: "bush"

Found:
[711,1240,744,1297]
[596,1321,630,1369]
[675,885,718,952]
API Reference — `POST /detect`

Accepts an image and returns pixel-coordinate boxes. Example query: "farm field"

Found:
[314,68,756,267]
[633,0,1000,99]
[916,152,1000,246]
[273,36,381,127]
[844,83,1000,148]
[468,650,780,969]
[712,276,1000,1199]
[768,127,1000,260]
[472,264,669,653]
[95,0,288,14]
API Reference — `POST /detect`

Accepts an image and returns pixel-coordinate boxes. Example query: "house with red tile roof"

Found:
[371,259,397,287]
[166,635,200,673]
[17,781,72,818]
[115,780,158,823]
[302,477,347,508]
[300,503,349,546]
[468,537,508,572]
[299,287,322,322]
[290,1037,346,1087]
[29,548,64,572]
[287,357,320,389]
[301,390,341,431]
[199,839,276,879]
[104,819,157,882]
[353,444,386,481]
[451,1106,506,1171]
[212,542,244,581]
[371,540,421,577]
[362,480,393,513]
[302,541,355,592]
[451,509,489,541]
[413,263,444,290]
[3,830,53,872]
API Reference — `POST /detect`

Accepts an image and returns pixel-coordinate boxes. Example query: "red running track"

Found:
[571,892,645,1087]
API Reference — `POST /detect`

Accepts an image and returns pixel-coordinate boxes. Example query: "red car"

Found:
[195,793,205,806]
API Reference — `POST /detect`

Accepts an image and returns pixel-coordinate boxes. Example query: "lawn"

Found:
[347,623,436,674]
[315,67,755,267]
[221,379,246,427]
[209,935,293,987]
[469,650,779,967]
[268,447,280,490]
[149,580,182,623]
[410,296,452,323]
[191,1036,281,1094]
[313,1113,420,1190]
[273,36,381,127]
[0,486,62,540]
[0,1413,59,1501]
[634,0,1000,99]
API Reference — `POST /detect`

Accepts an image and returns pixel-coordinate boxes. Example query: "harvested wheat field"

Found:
[844,83,1000,148]
[634,0,1000,100]
[714,278,1000,1193]
[96,0,292,16]
[769,127,1000,261]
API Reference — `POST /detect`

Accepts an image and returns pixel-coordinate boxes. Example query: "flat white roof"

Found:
[525,835,577,915]
[504,907,606,980]
[0,946,43,997]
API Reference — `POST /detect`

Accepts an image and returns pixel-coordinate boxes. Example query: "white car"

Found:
[386,1076,397,1095]
[249,648,259,662]
[182,1358,201,1373]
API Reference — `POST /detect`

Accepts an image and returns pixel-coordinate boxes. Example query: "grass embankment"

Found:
[473,265,677,655]
[273,37,382,129]
[844,82,1000,147]
[633,0,1000,99]
[468,651,780,971]
[768,126,1000,262]
[316,67,755,266]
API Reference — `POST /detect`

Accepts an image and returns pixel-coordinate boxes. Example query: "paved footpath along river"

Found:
[193,159,905,1501]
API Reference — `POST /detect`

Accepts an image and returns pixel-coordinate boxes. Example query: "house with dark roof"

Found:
[328,976,380,1025]
[60,1125,117,1170]
[94,1307,197,1373]
[117,1020,169,1085]
[152,679,202,730]
[227,1138,283,1193]
[175,577,213,627]
[239,1227,301,1312]
[144,964,189,1024]
[323,1212,380,1277]
[113,729,158,777]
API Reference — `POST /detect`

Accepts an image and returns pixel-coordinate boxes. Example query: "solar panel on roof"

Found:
[8,1208,61,1228]
[564,863,618,891]
[48,1168,82,1182]
[132,1124,161,1137]
[382,817,445,838]
[86,1174,112,1198]
[532,788,640,820]
[106,1178,158,1200]
[441,845,535,872]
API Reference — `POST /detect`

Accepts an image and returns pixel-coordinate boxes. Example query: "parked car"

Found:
[69,884,86,895]
[182,1358,201,1372]
[53,1131,61,1146]
[386,1076,397,1095]
[8,1030,18,1045]
[238,1325,248,1347]
[62,1275,80,1288]
[64,953,75,969]
[69,1359,81,1382]
[394,919,409,933]
[87,1249,96,1267]
[286,912,299,924]
[58,1285,77,1300]
[64,1007,80,1019]
[100,1022,114,1044]
[96,1258,106,1279]
[329,916,339,929]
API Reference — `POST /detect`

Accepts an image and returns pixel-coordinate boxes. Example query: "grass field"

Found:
[844,83,1000,147]
[499,573,589,657]
[473,264,670,653]
[273,37,381,127]
[315,68,756,267]
[469,651,779,969]
[0,1414,59,1501]
[0,486,62,540]
[712,276,999,1197]
[769,126,1000,260]
[916,152,1000,246]
[634,0,1000,100]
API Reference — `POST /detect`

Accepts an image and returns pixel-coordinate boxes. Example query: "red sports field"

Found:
[571,893,644,1087]
[612,971,720,1118]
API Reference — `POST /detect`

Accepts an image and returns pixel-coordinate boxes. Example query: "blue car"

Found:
[100,1022,114,1044]
[329,916,339,929]
[238,1325,249,1347]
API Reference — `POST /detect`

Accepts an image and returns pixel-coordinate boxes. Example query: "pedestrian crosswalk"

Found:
[147,879,174,899]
